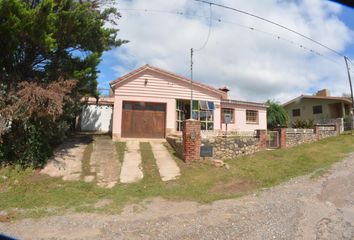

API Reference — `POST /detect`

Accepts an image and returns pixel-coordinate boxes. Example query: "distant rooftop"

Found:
[283,88,352,106]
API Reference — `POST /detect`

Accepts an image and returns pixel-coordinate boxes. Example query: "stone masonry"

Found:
[285,129,317,148]
[202,136,260,160]
[279,124,339,149]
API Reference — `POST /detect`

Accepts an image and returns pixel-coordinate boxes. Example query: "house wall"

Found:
[221,104,267,132]
[112,70,222,139]
[284,98,348,125]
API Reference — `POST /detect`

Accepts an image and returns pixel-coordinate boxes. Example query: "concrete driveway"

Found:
[41,135,180,187]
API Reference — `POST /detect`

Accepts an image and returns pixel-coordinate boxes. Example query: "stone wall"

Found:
[167,135,260,160]
[166,135,183,158]
[282,124,338,148]
[286,129,317,148]
[166,124,338,161]
[316,125,338,139]
[202,136,260,160]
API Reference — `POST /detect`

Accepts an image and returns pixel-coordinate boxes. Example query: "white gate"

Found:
[80,105,113,132]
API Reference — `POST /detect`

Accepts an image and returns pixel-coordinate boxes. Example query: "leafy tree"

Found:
[266,100,289,129]
[0,0,126,167]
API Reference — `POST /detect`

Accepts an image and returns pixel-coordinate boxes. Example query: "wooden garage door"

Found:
[121,101,166,138]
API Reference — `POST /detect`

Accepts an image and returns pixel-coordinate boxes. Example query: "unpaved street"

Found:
[1,153,354,240]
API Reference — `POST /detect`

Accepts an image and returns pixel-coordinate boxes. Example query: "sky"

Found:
[97,0,354,103]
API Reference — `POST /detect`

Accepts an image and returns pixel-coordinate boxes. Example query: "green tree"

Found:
[266,100,288,129]
[0,0,126,167]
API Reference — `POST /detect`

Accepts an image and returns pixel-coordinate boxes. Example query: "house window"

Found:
[176,99,189,131]
[222,108,234,123]
[192,100,214,130]
[313,105,322,114]
[246,110,258,123]
[176,100,215,131]
[292,109,300,117]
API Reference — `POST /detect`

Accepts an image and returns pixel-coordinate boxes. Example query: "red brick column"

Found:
[256,130,267,150]
[315,125,321,140]
[182,119,201,162]
[278,128,287,148]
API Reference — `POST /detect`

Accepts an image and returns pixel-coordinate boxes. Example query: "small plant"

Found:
[292,119,314,128]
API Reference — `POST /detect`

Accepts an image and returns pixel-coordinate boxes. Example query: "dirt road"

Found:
[1,153,354,240]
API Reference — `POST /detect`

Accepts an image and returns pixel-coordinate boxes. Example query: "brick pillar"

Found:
[335,123,340,136]
[277,128,287,148]
[315,125,320,140]
[182,119,201,162]
[256,130,267,150]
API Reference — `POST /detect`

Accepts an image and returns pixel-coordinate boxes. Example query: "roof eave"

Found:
[109,64,227,98]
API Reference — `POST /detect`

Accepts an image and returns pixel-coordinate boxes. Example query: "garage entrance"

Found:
[121,101,166,138]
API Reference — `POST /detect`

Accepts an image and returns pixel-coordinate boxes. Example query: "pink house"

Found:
[107,64,266,140]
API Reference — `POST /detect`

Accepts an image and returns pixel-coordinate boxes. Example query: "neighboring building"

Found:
[81,64,267,139]
[283,89,352,125]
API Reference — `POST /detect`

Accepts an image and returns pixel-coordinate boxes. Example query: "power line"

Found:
[194,2,212,51]
[120,8,342,65]
[193,0,344,58]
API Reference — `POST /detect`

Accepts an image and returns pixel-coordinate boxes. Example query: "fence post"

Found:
[337,118,344,133]
[315,125,321,140]
[256,130,267,150]
[277,128,287,148]
[182,119,201,162]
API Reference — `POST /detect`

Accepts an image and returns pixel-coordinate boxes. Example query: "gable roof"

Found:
[283,94,352,106]
[109,64,227,99]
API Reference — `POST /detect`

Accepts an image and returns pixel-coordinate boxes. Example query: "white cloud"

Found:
[109,0,353,103]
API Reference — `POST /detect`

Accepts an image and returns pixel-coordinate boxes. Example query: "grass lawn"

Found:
[0,134,353,219]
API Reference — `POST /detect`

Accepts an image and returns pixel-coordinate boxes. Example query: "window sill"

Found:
[246,122,259,125]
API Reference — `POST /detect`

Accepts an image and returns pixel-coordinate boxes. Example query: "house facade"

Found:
[81,65,267,139]
[283,89,352,125]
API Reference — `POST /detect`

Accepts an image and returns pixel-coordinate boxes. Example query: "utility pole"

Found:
[190,48,194,119]
[344,56,354,129]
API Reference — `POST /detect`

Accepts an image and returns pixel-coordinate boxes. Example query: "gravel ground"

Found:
[1,153,354,240]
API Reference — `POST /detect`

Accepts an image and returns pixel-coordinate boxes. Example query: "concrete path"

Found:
[40,136,90,181]
[120,140,143,183]
[91,136,120,188]
[150,141,180,181]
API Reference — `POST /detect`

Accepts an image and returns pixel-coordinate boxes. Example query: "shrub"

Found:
[292,119,314,129]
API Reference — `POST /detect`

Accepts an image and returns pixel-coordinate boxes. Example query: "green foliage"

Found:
[0,118,70,167]
[292,119,314,129]
[0,0,126,167]
[266,100,288,129]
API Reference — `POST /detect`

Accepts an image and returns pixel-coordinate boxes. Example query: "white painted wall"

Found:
[81,105,113,132]
[220,102,267,132]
